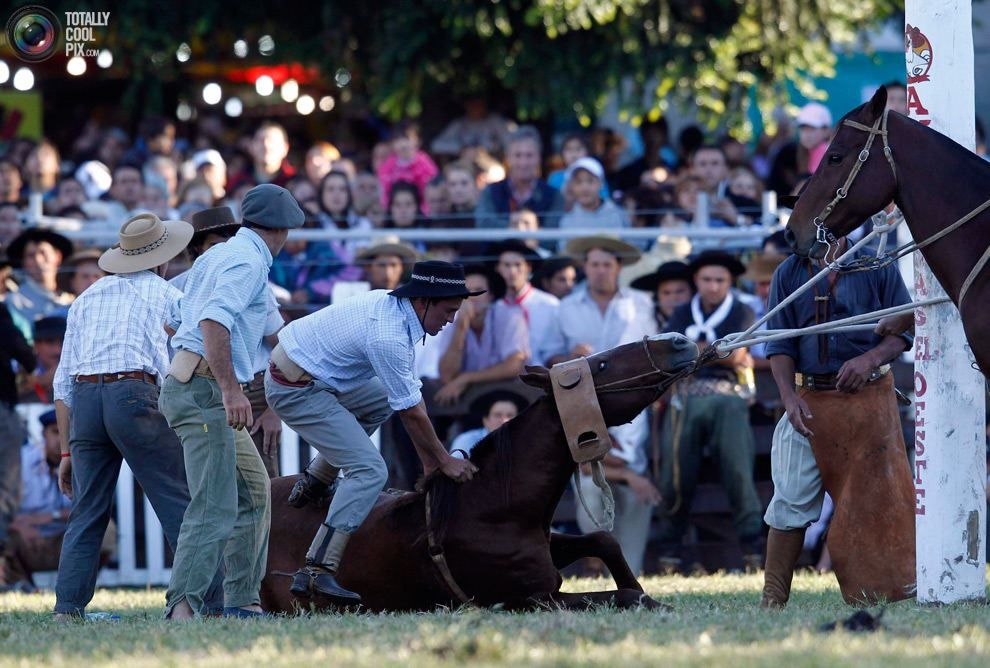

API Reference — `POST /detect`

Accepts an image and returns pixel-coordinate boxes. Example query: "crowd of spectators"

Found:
[0,83,916,587]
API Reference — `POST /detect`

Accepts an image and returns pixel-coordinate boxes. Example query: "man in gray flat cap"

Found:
[162,184,304,619]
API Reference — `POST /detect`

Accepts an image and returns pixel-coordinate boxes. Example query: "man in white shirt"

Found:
[51,213,222,621]
[490,240,564,366]
[549,235,661,575]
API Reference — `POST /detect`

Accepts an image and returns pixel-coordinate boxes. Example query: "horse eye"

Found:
[828,153,843,165]
[598,360,607,371]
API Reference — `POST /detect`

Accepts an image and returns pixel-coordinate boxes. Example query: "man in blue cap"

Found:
[265,260,480,606]
[162,184,304,619]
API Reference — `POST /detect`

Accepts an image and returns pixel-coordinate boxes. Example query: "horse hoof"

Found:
[638,594,673,612]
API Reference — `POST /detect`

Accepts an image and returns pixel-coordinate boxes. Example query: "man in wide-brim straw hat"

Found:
[354,237,418,291]
[264,260,480,606]
[51,212,224,621]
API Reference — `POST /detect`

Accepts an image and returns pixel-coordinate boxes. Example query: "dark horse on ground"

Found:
[783,85,990,379]
[261,333,698,613]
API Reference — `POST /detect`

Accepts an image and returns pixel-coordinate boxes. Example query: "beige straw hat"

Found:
[98,213,194,274]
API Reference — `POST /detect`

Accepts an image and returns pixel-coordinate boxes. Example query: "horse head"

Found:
[520,332,698,426]
[784,86,899,259]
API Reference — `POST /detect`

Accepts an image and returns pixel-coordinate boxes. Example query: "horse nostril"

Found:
[674,336,690,349]
[783,227,796,246]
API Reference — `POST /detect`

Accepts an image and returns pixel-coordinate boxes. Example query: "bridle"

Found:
[594,337,700,396]
[810,109,898,255]
[808,108,990,308]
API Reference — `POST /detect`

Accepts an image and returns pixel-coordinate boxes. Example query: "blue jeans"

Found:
[54,378,223,616]
[160,375,271,616]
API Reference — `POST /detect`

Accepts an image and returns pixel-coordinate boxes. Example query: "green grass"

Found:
[1,572,988,667]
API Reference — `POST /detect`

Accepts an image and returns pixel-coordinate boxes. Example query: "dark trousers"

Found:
[54,378,223,615]
[0,403,23,549]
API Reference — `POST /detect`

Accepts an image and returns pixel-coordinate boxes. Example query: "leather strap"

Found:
[425,490,472,606]
[549,357,611,463]
[271,342,313,383]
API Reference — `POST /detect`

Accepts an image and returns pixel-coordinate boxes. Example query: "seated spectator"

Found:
[303,141,341,189]
[84,163,145,228]
[18,316,65,404]
[490,239,564,366]
[377,120,439,211]
[660,175,705,228]
[475,126,564,230]
[534,256,579,300]
[352,171,382,218]
[384,181,427,253]
[317,170,374,261]
[270,215,346,312]
[435,266,529,407]
[547,133,609,205]
[0,411,115,592]
[144,155,179,208]
[658,250,764,574]
[0,202,22,249]
[4,229,75,324]
[449,390,528,458]
[354,239,417,291]
[0,160,24,205]
[56,249,107,300]
[24,139,61,206]
[629,260,695,332]
[689,145,760,227]
[51,178,88,216]
[557,157,627,248]
[443,161,480,225]
[741,252,787,368]
[430,96,516,158]
[188,150,225,205]
[552,235,658,575]
[506,209,551,258]
[796,102,833,174]
[728,166,764,207]
[143,177,179,222]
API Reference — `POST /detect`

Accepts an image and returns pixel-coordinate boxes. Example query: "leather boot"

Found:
[287,458,339,508]
[760,527,806,608]
[289,525,361,606]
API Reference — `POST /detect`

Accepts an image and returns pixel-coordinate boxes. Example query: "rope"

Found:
[573,460,615,531]
[714,297,951,354]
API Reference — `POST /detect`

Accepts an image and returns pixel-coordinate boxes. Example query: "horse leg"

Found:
[549,531,643,592]
[527,590,671,611]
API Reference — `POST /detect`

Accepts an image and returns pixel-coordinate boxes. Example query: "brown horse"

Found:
[783,85,990,379]
[261,333,698,613]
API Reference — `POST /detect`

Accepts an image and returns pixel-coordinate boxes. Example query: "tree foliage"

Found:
[44,0,902,129]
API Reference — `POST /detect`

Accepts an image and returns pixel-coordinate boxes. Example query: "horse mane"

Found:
[417,399,542,546]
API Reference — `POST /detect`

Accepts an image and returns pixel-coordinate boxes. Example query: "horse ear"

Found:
[520,365,551,390]
[778,195,799,208]
[868,86,888,118]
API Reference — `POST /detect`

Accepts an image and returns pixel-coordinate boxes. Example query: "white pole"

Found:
[904,0,987,604]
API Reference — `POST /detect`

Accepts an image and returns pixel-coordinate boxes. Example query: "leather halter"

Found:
[810,110,897,252]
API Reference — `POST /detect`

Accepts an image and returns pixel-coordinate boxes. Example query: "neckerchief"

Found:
[685,291,734,343]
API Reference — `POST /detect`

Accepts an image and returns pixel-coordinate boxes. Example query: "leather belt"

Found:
[795,364,890,391]
[76,371,157,386]
[193,359,250,392]
[246,370,267,392]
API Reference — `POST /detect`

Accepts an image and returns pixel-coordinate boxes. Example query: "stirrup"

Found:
[287,473,330,509]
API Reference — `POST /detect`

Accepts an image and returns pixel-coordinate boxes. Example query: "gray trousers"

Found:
[0,402,24,549]
[264,372,390,534]
[54,379,222,616]
[159,375,271,616]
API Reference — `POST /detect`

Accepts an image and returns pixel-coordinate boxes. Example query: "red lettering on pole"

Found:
[915,488,926,515]
[915,458,927,485]
[907,86,930,116]
[915,336,931,361]
[915,430,925,457]
[915,308,926,326]
[914,372,927,397]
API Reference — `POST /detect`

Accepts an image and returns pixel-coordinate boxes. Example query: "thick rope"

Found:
[574,460,615,531]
